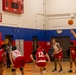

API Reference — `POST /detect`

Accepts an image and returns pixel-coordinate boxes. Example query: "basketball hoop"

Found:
[57,29,62,34]
[0,13,2,22]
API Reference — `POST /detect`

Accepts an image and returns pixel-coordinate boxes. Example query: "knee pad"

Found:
[20,68,23,71]
[12,69,16,72]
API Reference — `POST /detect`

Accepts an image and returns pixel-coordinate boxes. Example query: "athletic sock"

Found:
[55,66,57,70]
[60,67,62,70]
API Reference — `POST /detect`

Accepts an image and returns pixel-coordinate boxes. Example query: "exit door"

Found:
[51,36,70,60]
[15,39,24,55]
[5,35,13,44]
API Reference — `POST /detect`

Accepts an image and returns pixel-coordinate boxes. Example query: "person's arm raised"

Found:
[70,29,76,38]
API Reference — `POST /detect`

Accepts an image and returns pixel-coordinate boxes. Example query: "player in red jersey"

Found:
[52,39,63,72]
[39,46,47,72]
[0,46,6,75]
[68,42,76,73]
[30,43,50,75]
[9,46,26,75]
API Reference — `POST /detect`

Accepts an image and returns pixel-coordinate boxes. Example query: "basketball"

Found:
[68,19,73,25]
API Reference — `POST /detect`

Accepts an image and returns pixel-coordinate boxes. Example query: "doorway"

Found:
[5,35,13,44]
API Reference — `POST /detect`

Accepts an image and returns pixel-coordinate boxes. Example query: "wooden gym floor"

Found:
[3,61,76,75]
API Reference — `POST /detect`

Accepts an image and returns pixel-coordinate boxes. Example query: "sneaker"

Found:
[43,68,46,73]
[58,69,63,73]
[43,68,46,70]
[52,69,57,72]
[68,70,72,73]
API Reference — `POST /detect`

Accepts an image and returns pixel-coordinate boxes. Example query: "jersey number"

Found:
[38,52,44,57]
[14,51,19,55]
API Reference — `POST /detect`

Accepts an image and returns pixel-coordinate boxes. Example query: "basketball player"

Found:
[39,46,47,72]
[68,42,76,73]
[52,39,63,72]
[30,43,50,75]
[70,29,76,72]
[0,46,6,75]
[9,46,26,75]
[32,43,47,75]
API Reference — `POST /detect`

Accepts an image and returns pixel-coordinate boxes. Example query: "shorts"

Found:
[70,55,76,60]
[0,60,4,68]
[36,60,46,67]
[13,56,26,68]
[0,61,3,65]
[54,51,63,59]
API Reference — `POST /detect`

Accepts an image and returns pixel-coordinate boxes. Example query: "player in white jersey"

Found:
[9,46,26,75]
[52,39,63,72]
[12,50,21,60]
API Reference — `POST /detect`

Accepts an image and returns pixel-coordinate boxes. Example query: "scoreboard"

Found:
[3,0,24,14]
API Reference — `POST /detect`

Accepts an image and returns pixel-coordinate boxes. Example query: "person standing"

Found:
[0,44,7,66]
[70,29,76,73]
[6,42,12,68]
[52,39,63,72]
[68,42,76,73]
[1,42,10,68]
[0,46,6,75]
[9,46,26,75]
[30,43,50,75]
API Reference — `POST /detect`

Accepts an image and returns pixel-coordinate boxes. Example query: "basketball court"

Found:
[0,0,76,75]
[3,62,76,75]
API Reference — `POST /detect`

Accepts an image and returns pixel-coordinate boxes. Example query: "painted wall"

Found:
[0,26,76,62]
[0,0,76,62]
[46,0,76,30]
[46,0,76,14]
[0,26,50,62]
[0,0,44,29]
[1,0,76,30]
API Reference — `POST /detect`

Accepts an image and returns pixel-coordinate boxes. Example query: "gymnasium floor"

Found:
[3,62,76,75]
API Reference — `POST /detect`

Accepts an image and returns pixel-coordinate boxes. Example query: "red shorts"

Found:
[0,60,3,65]
[71,55,76,60]
[36,61,46,67]
[13,56,26,68]
[54,51,63,59]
